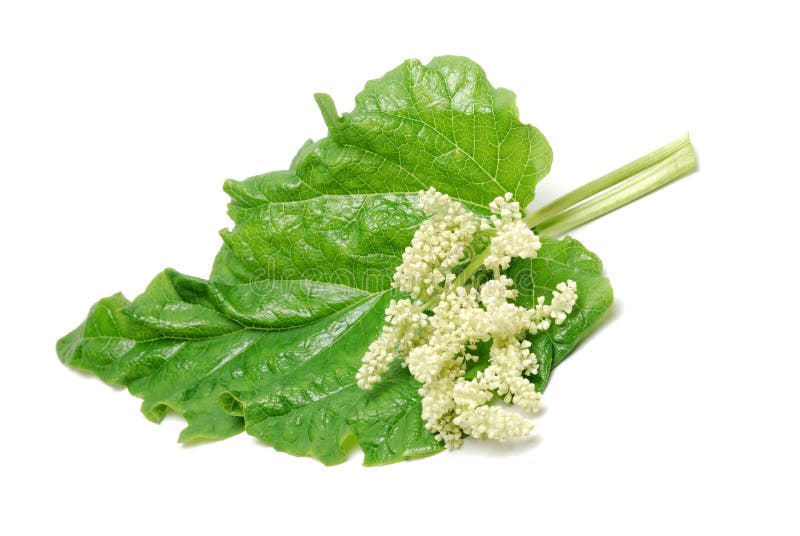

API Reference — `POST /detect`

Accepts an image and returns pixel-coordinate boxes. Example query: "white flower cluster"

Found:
[357,188,579,449]
[355,298,430,390]
[413,278,576,447]
[392,187,478,300]
[482,192,542,273]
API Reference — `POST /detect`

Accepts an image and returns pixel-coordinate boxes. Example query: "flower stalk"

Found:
[452,135,698,287]
[528,134,698,235]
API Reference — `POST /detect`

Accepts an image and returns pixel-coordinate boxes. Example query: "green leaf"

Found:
[319,55,552,208]
[57,56,609,465]
[508,236,614,391]
[347,362,443,466]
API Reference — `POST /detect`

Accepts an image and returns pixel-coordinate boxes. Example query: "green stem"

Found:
[524,133,693,228]
[534,143,697,236]
[451,249,491,289]
[449,134,697,289]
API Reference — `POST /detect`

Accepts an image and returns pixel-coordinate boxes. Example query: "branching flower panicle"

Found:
[357,187,579,448]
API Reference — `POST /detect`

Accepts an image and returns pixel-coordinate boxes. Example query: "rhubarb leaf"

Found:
[57,56,610,465]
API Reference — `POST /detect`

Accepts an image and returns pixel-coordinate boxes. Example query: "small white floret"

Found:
[529,279,578,333]
[452,405,534,441]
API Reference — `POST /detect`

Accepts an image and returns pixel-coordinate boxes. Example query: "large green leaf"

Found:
[57,56,611,465]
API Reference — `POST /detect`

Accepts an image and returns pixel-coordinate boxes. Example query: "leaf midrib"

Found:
[85,291,387,343]
[229,191,489,222]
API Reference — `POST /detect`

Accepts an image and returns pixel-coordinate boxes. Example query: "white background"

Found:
[2,1,798,534]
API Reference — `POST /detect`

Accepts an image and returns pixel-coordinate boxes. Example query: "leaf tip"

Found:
[222,177,238,195]
[313,92,339,129]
